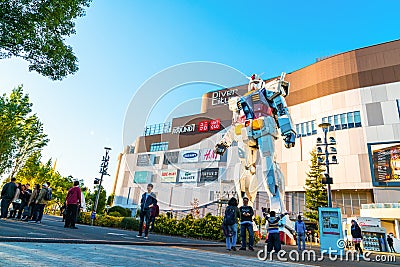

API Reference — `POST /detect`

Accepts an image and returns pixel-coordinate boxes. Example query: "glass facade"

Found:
[149,142,169,152]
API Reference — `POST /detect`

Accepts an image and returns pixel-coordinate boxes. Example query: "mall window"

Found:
[334,115,340,130]
[340,113,347,129]
[347,112,355,128]
[296,124,300,138]
[354,111,361,127]
[311,120,317,135]
[301,123,305,137]
[306,121,310,136]
[149,142,169,152]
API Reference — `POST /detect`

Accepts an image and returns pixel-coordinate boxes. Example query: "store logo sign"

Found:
[172,124,195,134]
[211,89,238,106]
[183,152,198,159]
[198,119,221,132]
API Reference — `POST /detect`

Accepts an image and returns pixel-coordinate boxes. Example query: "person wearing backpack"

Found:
[32,182,51,223]
[0,178,17,219]
[223,197,240,251]
[295,215,307,251]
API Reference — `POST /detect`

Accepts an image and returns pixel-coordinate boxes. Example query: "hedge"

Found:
[78,213,260,244]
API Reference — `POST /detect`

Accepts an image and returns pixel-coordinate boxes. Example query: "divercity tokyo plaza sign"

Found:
[172,124,196,134]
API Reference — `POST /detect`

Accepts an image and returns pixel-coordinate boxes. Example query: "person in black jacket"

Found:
[136,184,157,239]
[239,197,255,251]
[1,178,17,219]
[387,234,396,253]
[351,220,363,254]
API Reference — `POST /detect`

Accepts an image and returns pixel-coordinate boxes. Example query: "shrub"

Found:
[108,206,132,217]
[77,212,259,244]
[108,211,123,217]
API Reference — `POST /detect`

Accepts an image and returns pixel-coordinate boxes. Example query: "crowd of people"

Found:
[0,177,52,223]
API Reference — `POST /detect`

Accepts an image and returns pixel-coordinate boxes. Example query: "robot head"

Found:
[248,74,264,92]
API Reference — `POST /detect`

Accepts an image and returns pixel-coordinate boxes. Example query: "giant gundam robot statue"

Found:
[215,73,296,232]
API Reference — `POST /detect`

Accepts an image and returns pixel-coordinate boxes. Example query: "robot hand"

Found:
[284,132,296,148]
[214,142,228,155]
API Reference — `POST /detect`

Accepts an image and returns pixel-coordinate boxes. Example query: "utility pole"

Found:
[91,147,111,226]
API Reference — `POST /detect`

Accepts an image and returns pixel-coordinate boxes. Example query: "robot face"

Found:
[248,74,264,91]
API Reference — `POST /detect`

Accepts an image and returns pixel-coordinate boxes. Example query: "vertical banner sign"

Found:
[318,207,344,255]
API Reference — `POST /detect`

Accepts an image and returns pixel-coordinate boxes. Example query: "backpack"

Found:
[44,188,52,201]
[224,206,236,225]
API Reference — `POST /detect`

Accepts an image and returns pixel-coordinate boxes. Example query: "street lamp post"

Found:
[91,147,111,226]
[317,123,338,208]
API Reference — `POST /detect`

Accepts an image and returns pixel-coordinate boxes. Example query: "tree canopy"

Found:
[0,86,49,178]
[0,0,91,80]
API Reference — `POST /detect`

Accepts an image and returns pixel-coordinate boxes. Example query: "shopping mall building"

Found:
[112,40,400,237]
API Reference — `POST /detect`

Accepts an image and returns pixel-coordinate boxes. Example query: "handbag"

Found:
[13,199,22,204]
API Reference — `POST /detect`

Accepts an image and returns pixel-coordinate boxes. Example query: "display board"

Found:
[368,142,400,187]
[318,207,345,255]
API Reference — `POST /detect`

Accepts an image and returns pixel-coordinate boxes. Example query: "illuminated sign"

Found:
[211,89,238,106]
[172,124,195,134]
[201,149,220,162]
[160,170,177,183]
[178,170,198,183]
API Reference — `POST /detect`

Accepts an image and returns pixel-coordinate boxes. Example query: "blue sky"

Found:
[0,0,399,193]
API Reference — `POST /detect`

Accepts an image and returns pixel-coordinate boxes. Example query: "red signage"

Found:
[198,121,209,132]
[210,119,221,131]
[198,119,220,132]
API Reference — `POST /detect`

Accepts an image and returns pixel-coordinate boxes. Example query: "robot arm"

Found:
[215,97,241,155]
[262,73,296,148]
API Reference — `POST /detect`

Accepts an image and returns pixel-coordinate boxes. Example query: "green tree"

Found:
[304,149,328,223]
[0,86,49,178]
[87,186,107,214]
[0,0,91,80]
[107,193,115,206]
[15,151,74,209]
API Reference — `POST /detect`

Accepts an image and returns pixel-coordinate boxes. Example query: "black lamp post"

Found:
[317,123,338,208]
[91,147,111,226]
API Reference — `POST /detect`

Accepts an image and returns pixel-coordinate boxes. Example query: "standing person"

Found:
[239,197,254,251]
[1,178,17,219]
[149,202,159,233]
[351,220,363,255]
[295,215,307,251]
[64,181,82,229]
[33,182,50,223]
[265,210,288,253]
[24,184,40,221]
[387,234,396,253]
[223,197,240,251]
[8,183,21,218]
[16,184,29,219]
[136,184,157,239]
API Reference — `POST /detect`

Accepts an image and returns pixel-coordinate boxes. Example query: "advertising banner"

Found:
[163,151,179,164]
[178,170,198,183]
[134,171,151,184]
[368,142,400,187]
[200,168,219,182]
[318,207,344,255]
[160,169,177,183]
[201,148,220,162]
[180,150,200,163]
